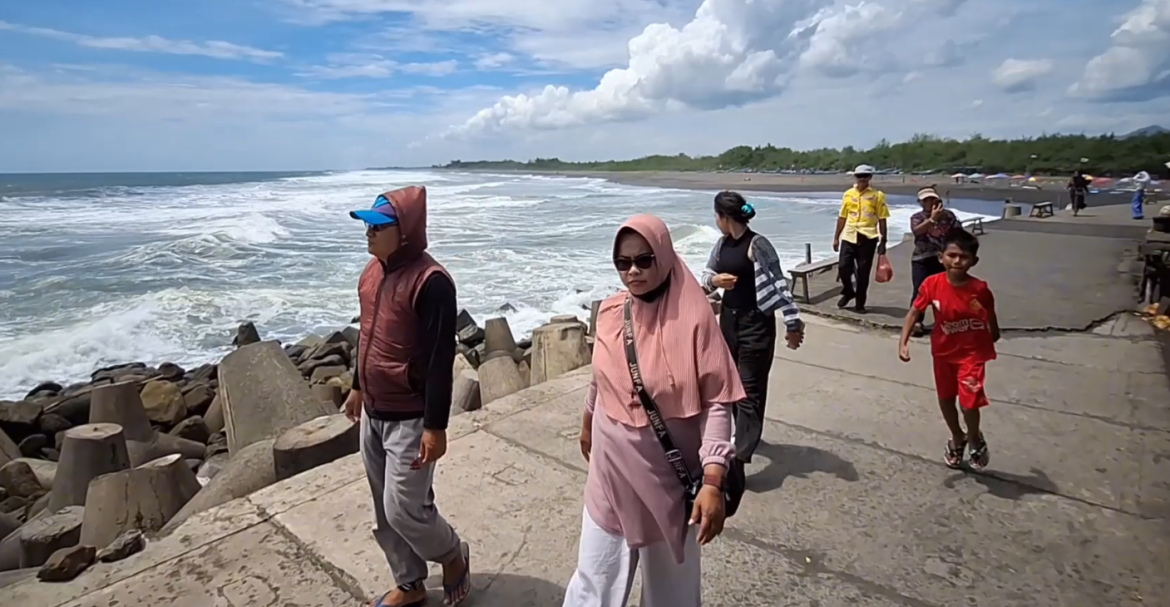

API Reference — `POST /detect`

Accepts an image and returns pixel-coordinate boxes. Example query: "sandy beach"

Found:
[511,170,1139,206]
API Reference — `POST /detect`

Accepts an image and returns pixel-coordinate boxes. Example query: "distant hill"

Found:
[1122,125,1168,139]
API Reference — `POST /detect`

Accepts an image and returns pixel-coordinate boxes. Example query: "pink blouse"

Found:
[582,379,735,564]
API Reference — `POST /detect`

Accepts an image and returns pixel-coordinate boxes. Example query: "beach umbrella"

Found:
[950,173,966,179]
[1011,174,1026,179]
[968,173,984,179]
[1091,177,1113,186]
[988,173,1010,179]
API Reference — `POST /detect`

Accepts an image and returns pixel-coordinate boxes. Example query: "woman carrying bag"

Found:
[567,214,745,607]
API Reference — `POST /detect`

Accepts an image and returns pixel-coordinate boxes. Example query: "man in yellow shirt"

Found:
[832,164,889,313]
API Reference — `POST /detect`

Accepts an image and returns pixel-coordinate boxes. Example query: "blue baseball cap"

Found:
[349,194,398,226]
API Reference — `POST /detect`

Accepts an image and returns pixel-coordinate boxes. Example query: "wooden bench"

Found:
[964,216,985,235]
[1029,202,1054,218]
[790,257,840,303]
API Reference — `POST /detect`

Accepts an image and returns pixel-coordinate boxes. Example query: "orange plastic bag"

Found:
[875,254,894,283]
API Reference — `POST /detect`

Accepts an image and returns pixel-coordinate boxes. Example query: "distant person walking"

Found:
[344,186,472,607]
[1133,171,1152,220]
[833,164,890,313]
[701,191,804,477]
[567,214,744,607]
[908,186,959,335]
[1067,170,1089,216]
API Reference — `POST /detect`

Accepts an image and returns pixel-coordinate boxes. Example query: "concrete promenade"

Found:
[800,203,1150,331]
[5,311,1168,607]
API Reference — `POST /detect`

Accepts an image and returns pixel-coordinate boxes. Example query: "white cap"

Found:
[917,187,941,201]
[853,164,875,175]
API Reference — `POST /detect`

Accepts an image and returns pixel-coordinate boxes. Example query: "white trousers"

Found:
[562,508,702,607]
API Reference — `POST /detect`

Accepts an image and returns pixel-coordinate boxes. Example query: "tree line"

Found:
[439,131,1170,177]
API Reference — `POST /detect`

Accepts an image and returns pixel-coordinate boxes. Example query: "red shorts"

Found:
[932,358,989,410]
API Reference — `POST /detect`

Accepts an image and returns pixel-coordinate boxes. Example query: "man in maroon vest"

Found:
[344,186,471,607]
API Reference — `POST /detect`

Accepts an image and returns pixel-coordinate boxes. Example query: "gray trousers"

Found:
[361,412,462,585]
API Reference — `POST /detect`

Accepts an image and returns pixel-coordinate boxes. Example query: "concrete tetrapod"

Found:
[483,316,518,355]
[0,533,20,573]
[451,370,482,413]
[272,414,359,482]
[218,341,337,454]
[89,380,207,466]
[477,356,526,406]
[18,505,83,568]
[528,320,592,386]
[159,438,276,536]
[80,454,201,549]
[88,381,153,442]
[47,424,131,513]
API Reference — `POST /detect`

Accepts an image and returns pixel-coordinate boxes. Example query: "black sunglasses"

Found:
[366,222,394,233]
[855,174,873,179]
[614,253,655,272]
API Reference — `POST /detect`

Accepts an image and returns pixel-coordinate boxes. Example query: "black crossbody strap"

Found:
[622,298,696,490]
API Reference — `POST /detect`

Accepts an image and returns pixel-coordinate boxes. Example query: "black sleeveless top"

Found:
[714,229,757,310]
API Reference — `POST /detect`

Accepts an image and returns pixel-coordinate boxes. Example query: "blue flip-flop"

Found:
[442,542,471,606]
[371,581,427,607]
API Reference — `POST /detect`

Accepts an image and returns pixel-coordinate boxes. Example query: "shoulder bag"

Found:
[621,298,744,520]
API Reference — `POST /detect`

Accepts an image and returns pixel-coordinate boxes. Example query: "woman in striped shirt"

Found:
[702,191,805,478]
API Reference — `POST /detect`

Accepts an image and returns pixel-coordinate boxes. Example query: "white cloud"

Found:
[277,0,667,32]
[796,0,968,77]
[0,62,519,171]
[0,20,282,62]
[971,99,984,108]
[275,0,683,69]
[0,64,374,119]
[446,0,975,137]
[300,54,458,78]
[446,0,830,136]
[506,28,648,69]
[991,58,1054,92]
[474,52,514,70]
[400,60,459,76]
[1070,0,1170,101]
[903,71,923,84]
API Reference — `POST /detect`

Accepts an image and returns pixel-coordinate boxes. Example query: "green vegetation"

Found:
[439,130,1170,176]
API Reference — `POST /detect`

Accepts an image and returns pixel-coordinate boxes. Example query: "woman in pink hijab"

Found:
[564,214,745,607]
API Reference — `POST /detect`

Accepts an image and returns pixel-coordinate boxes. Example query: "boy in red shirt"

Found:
[898,228,999,470]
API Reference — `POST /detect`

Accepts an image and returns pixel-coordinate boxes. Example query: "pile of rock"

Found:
[453,309,595,410]
[0,321,360,583]
[0,304,601,584]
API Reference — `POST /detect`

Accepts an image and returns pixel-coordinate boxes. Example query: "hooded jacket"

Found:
[354,186,457,428]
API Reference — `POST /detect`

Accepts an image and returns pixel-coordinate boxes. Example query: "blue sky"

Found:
[1,0,1168,172]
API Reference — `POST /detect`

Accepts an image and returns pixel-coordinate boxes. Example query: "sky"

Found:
[1,0,1168,172]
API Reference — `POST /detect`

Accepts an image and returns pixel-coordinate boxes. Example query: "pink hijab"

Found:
[592,214,745,427]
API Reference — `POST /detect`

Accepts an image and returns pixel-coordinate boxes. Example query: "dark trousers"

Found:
[719,307,776,463]
[910,256,945,324]
[838,235,878,306]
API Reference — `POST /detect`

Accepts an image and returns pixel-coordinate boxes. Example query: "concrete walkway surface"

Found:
[800,212,1141,331]
[4,317,1169,607]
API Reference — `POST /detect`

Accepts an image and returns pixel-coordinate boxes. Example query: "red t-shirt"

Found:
[912,273,997,363]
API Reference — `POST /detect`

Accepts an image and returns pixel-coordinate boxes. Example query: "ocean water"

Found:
[0,170,1001,399]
